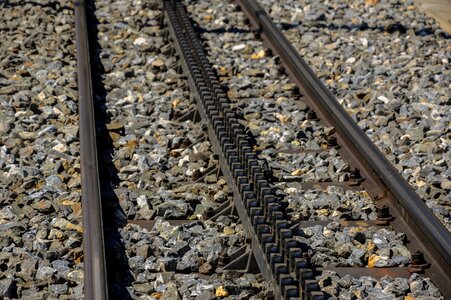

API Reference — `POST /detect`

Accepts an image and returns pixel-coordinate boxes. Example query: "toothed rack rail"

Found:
[161,0,451,299]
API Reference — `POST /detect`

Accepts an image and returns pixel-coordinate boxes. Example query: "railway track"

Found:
[73,0,450,299]
[75,0,107,299]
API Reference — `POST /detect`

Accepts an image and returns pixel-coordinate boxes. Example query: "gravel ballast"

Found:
[0,1,84,298]
[94,0,266,298]
[0,0,447,298]
[183,0,446,297]
[259,0,451,231]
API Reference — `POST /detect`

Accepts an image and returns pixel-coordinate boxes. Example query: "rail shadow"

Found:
[85,0,133,299]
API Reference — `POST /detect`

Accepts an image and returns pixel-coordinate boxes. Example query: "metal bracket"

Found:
[216,245,260,274]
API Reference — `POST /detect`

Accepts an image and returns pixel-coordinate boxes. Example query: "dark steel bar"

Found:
[163,3,283,298]
[74,0,108,299]
[164,22,280,298]
[235,0,451,297]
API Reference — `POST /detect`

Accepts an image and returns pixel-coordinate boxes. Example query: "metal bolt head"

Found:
[326,136,338,147]
[307,110,318,120]
[376,205,389,218]
[202,207,214,219]
[350,168,361,180]
[411,250,425,265]
[408,250,430,273]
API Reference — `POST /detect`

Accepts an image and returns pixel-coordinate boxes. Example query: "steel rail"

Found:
[163,0,451,298]
[74,0,108,299]
[164,2,296,298]
[235,0,451,297]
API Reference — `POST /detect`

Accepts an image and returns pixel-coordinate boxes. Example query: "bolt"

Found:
[375,204,393,225]
[202,207,214,219]
[376,205,389,219]
[349,168,361,180]
[411,251,426,265]
[306,110,318,120]
[326,136,338,147]
[408,250,430,273]
[252,28,262,38]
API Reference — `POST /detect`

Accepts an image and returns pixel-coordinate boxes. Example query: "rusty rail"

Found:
[234,0,451,298]
[74,0,108,299]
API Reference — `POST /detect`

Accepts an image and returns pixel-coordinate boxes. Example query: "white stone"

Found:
[52,143,68,153]
[232,44,246,51]
[377,96,390,104]
[133,37,148,46]
[360,37,368,47]
[346,57,356,64]
[137,195,148,209]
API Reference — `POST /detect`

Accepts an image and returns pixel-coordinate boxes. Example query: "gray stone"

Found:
[49,283,68,295]
[36,265,57,280]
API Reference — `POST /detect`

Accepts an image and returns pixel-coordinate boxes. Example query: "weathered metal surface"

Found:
[74,0,108,299]
[234,0,451,298]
